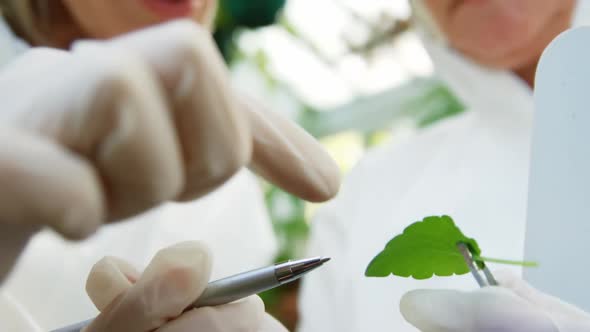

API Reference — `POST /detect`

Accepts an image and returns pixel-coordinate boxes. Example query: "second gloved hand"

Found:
[400,271,590,332]
[83,241,287,332]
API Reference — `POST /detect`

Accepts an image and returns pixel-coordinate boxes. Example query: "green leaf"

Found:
[365,215,481,279]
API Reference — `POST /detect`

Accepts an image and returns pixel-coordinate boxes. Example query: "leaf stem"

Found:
[473,256,538,267]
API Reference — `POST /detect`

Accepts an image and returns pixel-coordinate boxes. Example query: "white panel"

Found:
[525,26,590,310]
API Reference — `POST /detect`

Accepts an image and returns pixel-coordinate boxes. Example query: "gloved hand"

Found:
[400,271,590,332]
[83,241,287,332]
[0,20,339,281]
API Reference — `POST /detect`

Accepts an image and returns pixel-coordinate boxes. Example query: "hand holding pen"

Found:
[52,241,329,332]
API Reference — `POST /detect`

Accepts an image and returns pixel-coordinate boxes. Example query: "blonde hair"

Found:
[0,0,52,45]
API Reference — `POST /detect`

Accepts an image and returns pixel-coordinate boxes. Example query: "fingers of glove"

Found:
[69,45,185,219]
[0,125,103,240]
[1,45,185,221]
[87,241,212,332]
[494,270,590,324]
[400,288,558,332]
[257,313,289,332]
[156,296,265,332]
[93,20,251,200]
[86,256,140,311]
[2,43,184,221]
[243,95,340,202]
[0,48,73,113]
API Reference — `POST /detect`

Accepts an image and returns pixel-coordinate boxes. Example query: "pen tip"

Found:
[320,257,331,264]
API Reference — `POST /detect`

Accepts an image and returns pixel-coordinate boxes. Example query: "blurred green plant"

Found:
[213,1,466,327]
[214,0,287,61]
[299,78,464,138]
[259,186,308,330]
[264,186,309,262]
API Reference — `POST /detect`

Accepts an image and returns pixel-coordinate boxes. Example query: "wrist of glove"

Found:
[400,271,590,332]
[82,241,287,332]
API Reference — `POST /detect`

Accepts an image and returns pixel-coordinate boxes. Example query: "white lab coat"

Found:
[298,5,590,331]
[0,19,278,331]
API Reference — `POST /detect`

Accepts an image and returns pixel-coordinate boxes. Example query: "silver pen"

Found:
[51,256,330,332]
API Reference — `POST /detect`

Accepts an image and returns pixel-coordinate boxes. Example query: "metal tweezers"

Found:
[457,243,498,287]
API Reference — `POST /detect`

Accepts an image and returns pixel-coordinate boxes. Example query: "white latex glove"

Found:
[83,241,287,332]
[400,271,590,332]
[0,20,339,281]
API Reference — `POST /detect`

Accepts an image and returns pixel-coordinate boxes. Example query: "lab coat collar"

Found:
[421,39,533,119]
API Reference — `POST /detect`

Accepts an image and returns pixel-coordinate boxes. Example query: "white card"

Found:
[525,26,590,310]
